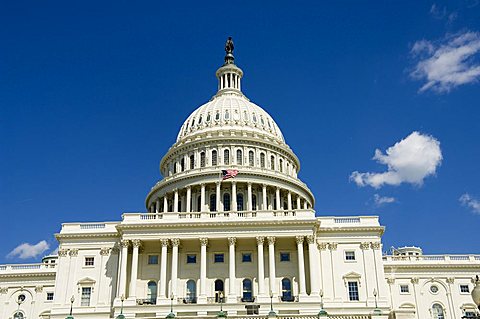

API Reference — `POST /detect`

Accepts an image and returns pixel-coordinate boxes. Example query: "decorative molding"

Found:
[228,237,237,246]
[295,236,304,245]
[199,237,208,246]
[328,242,338,251]
[267,236,276,245]
[306,235,315,245]
[171,238,180,247]
[371,242,381,250]
[0,287,7,294]
[35,285,43,293]
[317,242,328,250]
[69,249,78,257]
[256,236,265,245]
[360,242,370,250]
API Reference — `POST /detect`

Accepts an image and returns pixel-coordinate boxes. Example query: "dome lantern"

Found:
[216,37,243,93]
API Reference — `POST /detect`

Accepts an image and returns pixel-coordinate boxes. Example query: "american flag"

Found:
[222,169,239,180]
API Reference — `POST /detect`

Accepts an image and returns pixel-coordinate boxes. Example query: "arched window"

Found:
[237,194,244,211]
[279,159,283,173]
[249,151,254,166]
[215,279,224,302]
[432,304,445,319]
[210,194,216,212]
[147,281,158,303]
[242,279,253,302]
[173,162,177,174]
[223,193,231,211]
[260,153,265,168]
[212,150,218,166]
[13,313,24,319]
[270,155,275,170]
[186,280,196,303]
[197,196,202,212]
[252,194,257,211]
[224,149,230,165]
[190,155,195,169]
[281,278,293,302]
[237,149,243,165]
[200,152,206,168]
[181,158,185,172]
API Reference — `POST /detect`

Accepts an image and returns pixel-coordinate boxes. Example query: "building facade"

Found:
[1,40,479,319]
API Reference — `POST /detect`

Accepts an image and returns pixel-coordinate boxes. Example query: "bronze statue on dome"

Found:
[224,37,235,64]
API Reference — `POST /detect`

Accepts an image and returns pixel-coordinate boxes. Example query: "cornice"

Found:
[318,226,385,235]
[55,232,119,240]
[383,263,480,270]
[0,272,56,279]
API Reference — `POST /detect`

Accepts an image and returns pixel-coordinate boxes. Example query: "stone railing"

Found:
[60,221,119,234]
[383,255,480,263]
[0,263,57,273]
[136,315,370,319]
[318,216,380,228]
[122,209,315,223]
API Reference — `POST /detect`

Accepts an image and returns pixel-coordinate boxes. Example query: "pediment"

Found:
[77,277,96,285]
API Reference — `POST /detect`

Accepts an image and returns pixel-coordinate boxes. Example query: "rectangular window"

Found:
[46,292,54,301]
[348,281,359,301]
[214,253,224,263]
[81,287,92,306]
[84,257,94,266]
[464,311,475,318]
[280,252,290,262]
[148,255,159,265]
[460,285,470,293]
[187,254,197,264]
[242,253,252,262]
[345,251,356,261]
[400,285,409,293]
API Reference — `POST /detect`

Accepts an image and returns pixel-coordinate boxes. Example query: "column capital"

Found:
[160,239,169,247]
[360,242,371,250]
[186,185,191,190]
[256,236,265,245]
[69,249,79,257]
[201,183,206,187]
[317,242,328,250]
[387,277,395,285]
[216,181,221,186]
[247,182,252,186]
[132,239,142,248]
[199,237,208,246]
[100,247,111,256]
[267,236,276,245]
[58,249,69,257]
[120,239,130,248]
[228,237,237,246]
[171,238,180,247]
[446,277,455,284]
[262,184,267,188]
[411,277,419,285]
[306,235,315,245]
[295,236,304,245]
[327,242,337,251]
[370,242,381,250]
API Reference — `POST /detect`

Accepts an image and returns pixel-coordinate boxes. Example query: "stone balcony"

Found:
[0,263,57,275]
[383,254,480,263]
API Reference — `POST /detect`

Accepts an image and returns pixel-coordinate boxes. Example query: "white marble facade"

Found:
[1,42,479,319]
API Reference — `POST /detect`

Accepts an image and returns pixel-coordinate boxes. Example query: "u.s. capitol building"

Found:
[1,39,480,319]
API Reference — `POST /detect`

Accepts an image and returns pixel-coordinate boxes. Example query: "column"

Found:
[163,196,168,212]
[156,199,160,214]
[216,182,221,212]
[296,236,307,296]
[159,239,169,298]
[306,236,320,295]
[173,189,179,212]
[129,240,141,298]
[118,240,129,298]
[275,187,280,211]
[247,183,253,211]
[186,187,191,213]
[267,236,276,294]
[287,192,292,211]
[296,195,301,210]
[256,237,266,296]
[200,183,206,212]
[199,238,208,300]
[231,181,237,212]
[262,184,267,210]
[171,239,180,298]
[228,237,237,301]
[303,200,308,209]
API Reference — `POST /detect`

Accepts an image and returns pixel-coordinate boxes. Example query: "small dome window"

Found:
[191,118,196,127]
[243,111,248,121]
[260,116,265,125]
[215,111,220,121]
[252,113,257,123]
[185,122,189,131]
[224,110,230,120]
[267,119,272,128]
[198,115,203,124]
[206,113,211,123]
[233,110,240,121]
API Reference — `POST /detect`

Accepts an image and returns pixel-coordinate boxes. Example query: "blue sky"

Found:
[1,1,480,263]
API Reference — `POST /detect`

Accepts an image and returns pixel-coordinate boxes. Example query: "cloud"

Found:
[410,31,480,93]
[373,194,396,206]
[459,193,480,214]
[430,4,447,19]
[7,240,50,259]
[350,131,442,189]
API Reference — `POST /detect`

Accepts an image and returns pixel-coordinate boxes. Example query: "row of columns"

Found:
[150,182,310,213]
[117,235,320,302]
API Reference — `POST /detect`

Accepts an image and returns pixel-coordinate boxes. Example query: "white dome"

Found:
[176,92,285,144]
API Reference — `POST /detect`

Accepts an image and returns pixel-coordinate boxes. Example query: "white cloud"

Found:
[459,193,480,214]
[410,31,480,93]
[7,240,50,259]
[373,194,396,206]
[350,131,442,189]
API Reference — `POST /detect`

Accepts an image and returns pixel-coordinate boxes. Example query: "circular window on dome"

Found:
[430,285,439,294]
[224,110,230,120]
[215,111,220,121]
[206,113,211,123]
[18,294,26,303]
